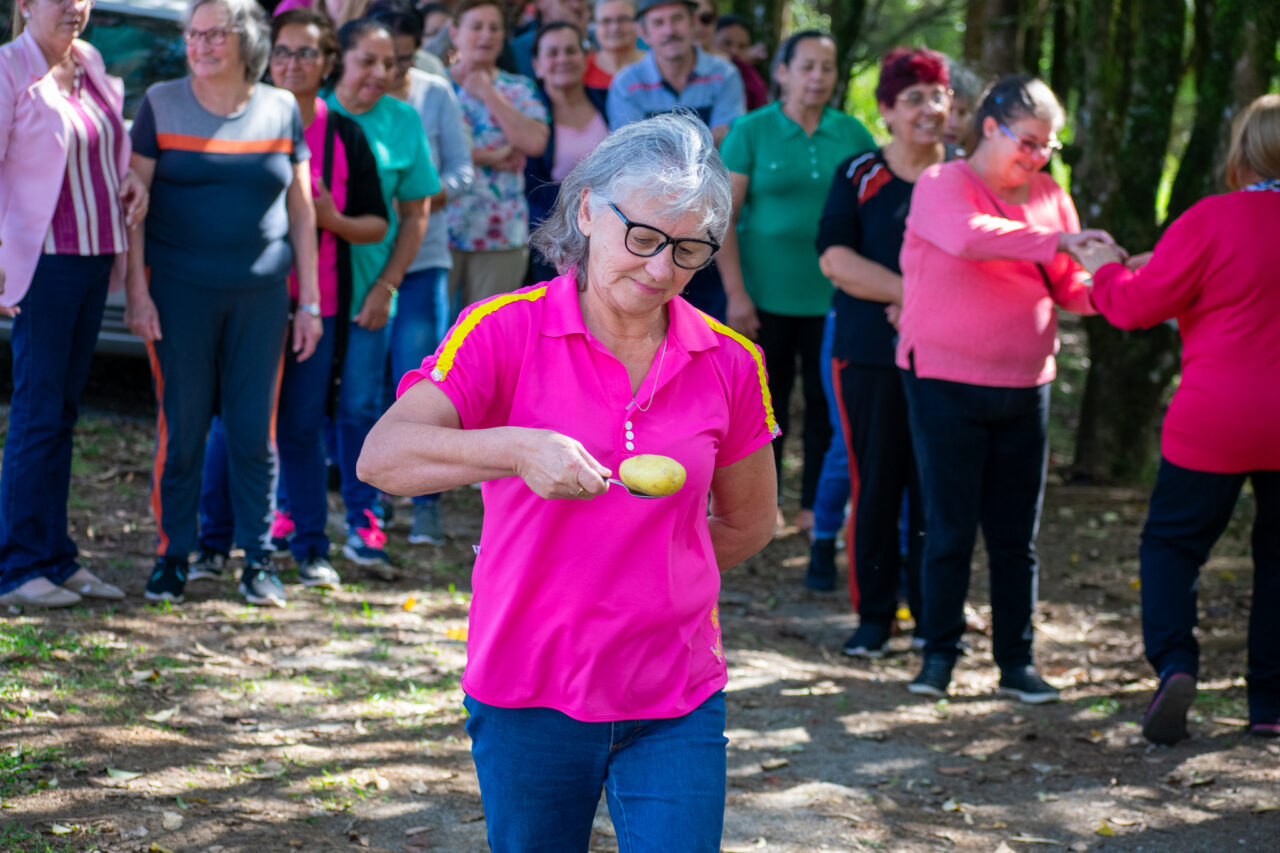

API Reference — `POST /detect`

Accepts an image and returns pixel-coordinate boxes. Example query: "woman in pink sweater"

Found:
[1071,94,1280,744]
[896,76,1112,702]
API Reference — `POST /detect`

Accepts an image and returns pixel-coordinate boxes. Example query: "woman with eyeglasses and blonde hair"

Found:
[125,0,322,606]
[1070,94,1280,744]
[0,0,147,608]
[895,75,1116,702]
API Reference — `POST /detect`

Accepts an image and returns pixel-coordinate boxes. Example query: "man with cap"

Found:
[605,0,744,319]
[606,0,745,145]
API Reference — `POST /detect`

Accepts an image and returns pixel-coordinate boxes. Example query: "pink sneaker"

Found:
[342,509,390,567]
[270,510,296,555]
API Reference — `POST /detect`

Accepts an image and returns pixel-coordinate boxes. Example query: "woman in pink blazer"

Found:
[0,0,147,608]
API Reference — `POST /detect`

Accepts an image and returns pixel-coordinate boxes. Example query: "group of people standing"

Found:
[2,0,1279,845]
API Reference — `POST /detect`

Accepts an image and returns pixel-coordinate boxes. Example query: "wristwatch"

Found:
[298,302,321,318]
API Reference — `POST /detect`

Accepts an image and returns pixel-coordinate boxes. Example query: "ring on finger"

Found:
[575,487,584,497]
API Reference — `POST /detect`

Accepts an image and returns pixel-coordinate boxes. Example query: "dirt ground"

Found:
[2,363,1278,852]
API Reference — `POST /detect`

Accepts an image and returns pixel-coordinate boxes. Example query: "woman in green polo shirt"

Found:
[718,29,875,531]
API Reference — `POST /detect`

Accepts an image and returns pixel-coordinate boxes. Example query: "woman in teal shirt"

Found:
[718,30,875,530]
[324,16,440,569]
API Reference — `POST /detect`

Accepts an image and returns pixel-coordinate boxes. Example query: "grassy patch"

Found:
[1,745,67,806]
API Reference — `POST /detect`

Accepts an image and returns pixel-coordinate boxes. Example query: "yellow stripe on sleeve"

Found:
[430,287,548,382]
[700,314,781,437]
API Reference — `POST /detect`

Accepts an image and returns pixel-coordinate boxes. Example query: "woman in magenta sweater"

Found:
[1071,94,1280,744]
[896,75,1113,702]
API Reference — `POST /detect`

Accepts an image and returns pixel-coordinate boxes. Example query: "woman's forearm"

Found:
[376,201,429,286]
[482,88,549,157]
[329,212,389,246]
[359,420,525,495]
[819,246,903,303]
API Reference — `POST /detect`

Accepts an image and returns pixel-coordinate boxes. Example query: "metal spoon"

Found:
[607,478,664,499]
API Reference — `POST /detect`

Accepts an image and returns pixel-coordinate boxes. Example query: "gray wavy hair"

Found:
[186,0,272,83]
[531,111,732,285]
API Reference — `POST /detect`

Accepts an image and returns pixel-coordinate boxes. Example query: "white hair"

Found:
[186,0,271,82]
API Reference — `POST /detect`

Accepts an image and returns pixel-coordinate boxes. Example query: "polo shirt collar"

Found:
[540,269,719,355]
[774,102,843,140]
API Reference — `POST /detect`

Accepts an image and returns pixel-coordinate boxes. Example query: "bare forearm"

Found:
[820,246,903,303]
[377,210,428,285]
[330,213,388,245]
[708,509,774,571]
[359,420,527,495]
[482,90,548,157]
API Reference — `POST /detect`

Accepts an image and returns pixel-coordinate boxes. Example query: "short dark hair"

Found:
[778,29,830,67]
[367,0,426,45]
[715,13,749,35]
[333,16,394,81]
[533,20,585,59]
[972,74,1065,149]
[453,0,508,33]
[271,6,339,61]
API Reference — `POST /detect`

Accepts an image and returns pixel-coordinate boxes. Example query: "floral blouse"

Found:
[446,70,549,252]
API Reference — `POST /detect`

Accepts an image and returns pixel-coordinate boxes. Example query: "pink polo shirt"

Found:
[896,160,1095,388]
[398,273,779,722]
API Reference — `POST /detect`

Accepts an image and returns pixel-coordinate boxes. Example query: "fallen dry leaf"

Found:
[402,596,416,611]
[107,767,143,780]
[145,706,179,724]
[445,627,468,642]
[937,766,968,776]
[760,758,789,771]
[405,825,432,835]
[49,823,75,835]
[161,811,183,830]
[1095,821,1116,836]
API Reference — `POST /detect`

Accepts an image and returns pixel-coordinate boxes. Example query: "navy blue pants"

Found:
[902,370,1049,668]
[201,316,337,562]
[147,278,288,561]
[757,310,830,511]
[0,254,111,594]
[834,361,923,623]
[1140,459,1280,723]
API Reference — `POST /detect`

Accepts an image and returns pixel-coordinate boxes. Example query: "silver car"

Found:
[1,0,188,356]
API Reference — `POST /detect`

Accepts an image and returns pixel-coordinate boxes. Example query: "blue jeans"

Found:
[1140,459,1280,722]
[0,253,111,594]
[387,267,453,507]
[200,316,337,561]
[464,691,727,852]
[812,310,850,540]
[338,320,391,529]
[902,370,1049,668]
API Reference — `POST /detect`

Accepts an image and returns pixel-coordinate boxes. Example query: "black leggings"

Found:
[755,309,830,509]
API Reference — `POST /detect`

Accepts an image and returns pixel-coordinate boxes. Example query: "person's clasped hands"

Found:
[1061,228,1138,275]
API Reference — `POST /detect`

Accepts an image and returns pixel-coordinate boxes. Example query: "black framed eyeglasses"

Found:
[608,203,719,270]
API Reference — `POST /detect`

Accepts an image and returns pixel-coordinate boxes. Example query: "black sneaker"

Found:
[842,622,891,658]
[188,547,228,583]
[297,555,341,590]
[804,538,837,591]
[998,665,1061,704]
[239,559,286,608]
[1142,672,1195,744]
[908,654,954,697]
[145,556,188,603]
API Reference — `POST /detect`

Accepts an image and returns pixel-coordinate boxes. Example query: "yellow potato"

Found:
[618,454,686,497]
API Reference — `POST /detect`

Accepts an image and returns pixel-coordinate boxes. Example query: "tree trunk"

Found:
[828,0,868,108]
[1048,0,1073,107]
[964,0,988,66]
[1071,0,1188,482]
[1167,0,1247,220]
[1235,2,1280,106]
[981,0,1023,76]
[1022,0,1048,75]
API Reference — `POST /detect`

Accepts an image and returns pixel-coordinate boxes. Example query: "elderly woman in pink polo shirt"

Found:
[896,75,1114,703]
[359,113,777,850]
[0,0,147,608]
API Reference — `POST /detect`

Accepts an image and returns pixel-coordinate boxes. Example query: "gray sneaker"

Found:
[297,555,341,590]
[239,559,286,608]
[408,502,445,545]
[188,547,228,582]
